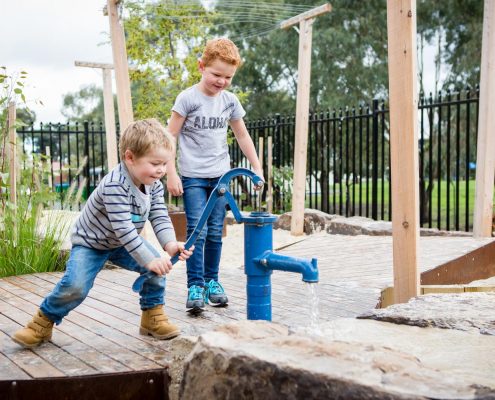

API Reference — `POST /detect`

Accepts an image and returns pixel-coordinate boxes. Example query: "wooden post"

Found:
[45,146,52,190]
[258,136,264,210]
[280,3,332,236]
[102,68,119,169]
[267,136,273,213]
[106,0,134,131]
[387,0,420,304]
[473,0,495,237]
[107,0,158,242]
[291,18,313,235]
[75,61,119,170]
[258,136,264,171]
[8,102,16,207]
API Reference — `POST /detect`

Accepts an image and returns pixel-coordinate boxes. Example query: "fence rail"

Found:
[18,87,481,231]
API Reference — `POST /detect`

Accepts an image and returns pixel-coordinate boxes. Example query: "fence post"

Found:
[371,98,379,220]
[84,121,91,199]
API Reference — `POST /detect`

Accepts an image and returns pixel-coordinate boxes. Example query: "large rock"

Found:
[359,292,495,335]
[272,211,471,237]
[274,209,337,234]
[180,319,495,400]
[326,216,471,237]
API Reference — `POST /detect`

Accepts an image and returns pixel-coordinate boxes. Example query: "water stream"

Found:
[306,282,323,336]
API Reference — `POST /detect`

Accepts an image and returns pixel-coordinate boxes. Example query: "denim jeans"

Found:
[40,241,165,325]
[181,176,227,288]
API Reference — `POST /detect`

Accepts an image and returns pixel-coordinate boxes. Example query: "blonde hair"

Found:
[202,38,242,67]
[119,118,174,160]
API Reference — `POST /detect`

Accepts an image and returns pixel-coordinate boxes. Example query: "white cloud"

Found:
[1,0,113,122]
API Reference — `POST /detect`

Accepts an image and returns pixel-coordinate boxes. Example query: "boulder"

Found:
[359,292,495,335]
[274,209,337,234]
[180,318,495,400]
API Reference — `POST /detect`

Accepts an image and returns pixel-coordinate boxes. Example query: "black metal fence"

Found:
[18,121,109,207]
[18,87,480,231]
[234,87,480,232]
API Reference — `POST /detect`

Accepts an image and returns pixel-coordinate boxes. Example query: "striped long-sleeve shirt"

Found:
[71,163,176,267]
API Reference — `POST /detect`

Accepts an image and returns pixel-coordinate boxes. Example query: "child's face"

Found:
[198,59,237,96]
[125,147,172,187]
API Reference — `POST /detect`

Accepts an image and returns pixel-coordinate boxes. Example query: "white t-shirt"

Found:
[172,84,246,178]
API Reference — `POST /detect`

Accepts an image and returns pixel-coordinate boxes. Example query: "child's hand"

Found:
[253,168,265,191]
[164,241,194,261]
[167,173,183,196]
[145,258,173,276]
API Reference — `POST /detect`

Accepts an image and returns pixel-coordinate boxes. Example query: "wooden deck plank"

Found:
[0,352,30,380]
[0,278,167,371]
[1,234,493,382]
[0,283,132,374]
[0,312,65,378]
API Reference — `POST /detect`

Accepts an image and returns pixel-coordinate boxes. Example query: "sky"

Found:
[1,1,442,125]
[1,0,113,123]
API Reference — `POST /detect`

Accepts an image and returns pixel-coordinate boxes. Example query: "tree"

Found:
[212,0,390,118]
[418,0,483,92]
[124,0,212,123]
[61,84,118,123]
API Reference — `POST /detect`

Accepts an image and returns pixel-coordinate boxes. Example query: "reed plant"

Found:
[0,68,77,278]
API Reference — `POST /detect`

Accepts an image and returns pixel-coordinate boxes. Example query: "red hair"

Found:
[202,38,242,67]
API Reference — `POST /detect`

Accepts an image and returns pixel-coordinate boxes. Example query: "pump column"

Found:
[243,212,278,321]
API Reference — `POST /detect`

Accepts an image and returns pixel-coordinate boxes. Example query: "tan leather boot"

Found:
[140,305,180,340]
[12,309,54,348]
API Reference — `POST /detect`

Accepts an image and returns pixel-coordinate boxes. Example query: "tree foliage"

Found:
[124,0,211,123]
[61,84,117,123]
[59,1,483,123]
[214,0,483,117]
[418,0,483,92]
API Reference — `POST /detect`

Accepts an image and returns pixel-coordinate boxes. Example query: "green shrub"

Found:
[0,67,69,277]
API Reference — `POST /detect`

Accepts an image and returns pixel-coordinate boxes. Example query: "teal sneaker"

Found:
[186,285,204,310]
[204,280,228,306]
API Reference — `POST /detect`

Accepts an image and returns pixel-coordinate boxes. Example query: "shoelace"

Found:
[189,285,203,300]
[205,280,225,296]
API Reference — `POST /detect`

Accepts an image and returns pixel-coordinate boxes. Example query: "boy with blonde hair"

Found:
[166,38,263,311]
[13,118,193,347]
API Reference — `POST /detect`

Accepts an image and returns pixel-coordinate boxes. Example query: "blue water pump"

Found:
[132,168,319,321]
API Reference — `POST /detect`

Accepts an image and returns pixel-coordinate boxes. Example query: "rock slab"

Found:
[180,318,495,400]
[359,292,495,335]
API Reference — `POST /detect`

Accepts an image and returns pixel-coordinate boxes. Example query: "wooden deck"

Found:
[0,234,494,384]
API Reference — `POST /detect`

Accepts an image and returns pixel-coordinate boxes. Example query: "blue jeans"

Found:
[40,241,165,325]
[182,176,227,288]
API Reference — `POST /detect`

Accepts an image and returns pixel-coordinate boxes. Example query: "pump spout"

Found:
[255,251,319,283]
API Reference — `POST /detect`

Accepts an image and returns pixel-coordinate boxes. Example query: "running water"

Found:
[306,282,322,336]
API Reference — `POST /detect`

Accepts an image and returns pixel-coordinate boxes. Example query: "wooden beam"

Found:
[290,18,314,236]
[107,0,133,132]
[283,5,331,235]
[75,61,114,70]
[473,0,495,237]
[8,102,16,207]
[102,68,119,169]
[74,61,119,170]
[267,136,273,213]
[280,3,332,29]
[386,0,420,304]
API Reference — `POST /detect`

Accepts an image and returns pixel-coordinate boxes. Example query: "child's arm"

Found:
[166,111,186,196]
[230,118,264,183]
